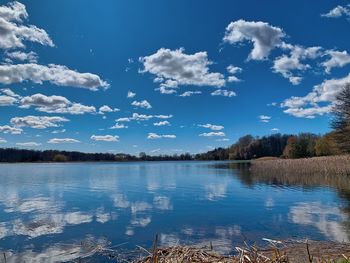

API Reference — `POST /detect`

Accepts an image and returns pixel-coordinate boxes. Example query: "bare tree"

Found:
[331,84,350,153]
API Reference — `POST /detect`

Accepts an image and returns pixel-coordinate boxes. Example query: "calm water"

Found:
[0,161,349,262]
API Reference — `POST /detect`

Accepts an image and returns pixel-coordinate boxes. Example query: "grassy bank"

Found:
[251,155,350,178]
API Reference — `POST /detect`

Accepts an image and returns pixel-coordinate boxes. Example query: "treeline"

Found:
[0,148,194,163]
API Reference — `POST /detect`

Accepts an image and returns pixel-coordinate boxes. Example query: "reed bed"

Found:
[251,155,350,179]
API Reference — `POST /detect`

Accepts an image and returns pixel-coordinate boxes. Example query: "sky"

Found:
[0,0,350,155]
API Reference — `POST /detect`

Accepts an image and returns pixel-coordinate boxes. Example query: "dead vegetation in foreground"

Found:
[2,237,350,263]
[132,238,350,263]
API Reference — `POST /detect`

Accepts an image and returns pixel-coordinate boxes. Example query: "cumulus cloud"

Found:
[178,91,202,97]
[322,50,350,73]
[90,135,119,142]
[127,91,136,98]
[321,5,350,19]
[273,45,322,85]
[226,65,242,82]
[5,50,38,63]
[0,95,17,106]
[211,89,236,97]
[0,138,7,143]
[281,74,350,118]
[259,115,271,123]
[18,93,98,115]
[0,64,109,90]
[199,123,224,131]
[131,100,152,109]
[16,142,41,147]
[153,121,170,126]
[47,138,80,144]
[10,115,69,129]
[0,1,54,49]
[147,133,176,139]
[199,132,225,137]
[140,48,225,93]
[0,125,22,134]
[98,105,119,114]
[0,88,21,98]
[223,20,285,60]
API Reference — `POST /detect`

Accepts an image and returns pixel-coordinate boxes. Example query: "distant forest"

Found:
[0,85,349,163]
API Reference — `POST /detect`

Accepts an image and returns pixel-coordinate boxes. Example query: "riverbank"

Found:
[124,240,350,263]
[251,155,350,177]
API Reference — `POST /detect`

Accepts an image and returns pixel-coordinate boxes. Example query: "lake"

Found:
[0,161,349,262]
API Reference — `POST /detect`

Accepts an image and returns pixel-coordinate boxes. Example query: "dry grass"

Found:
[133,239,350,263]
[251,155,350,183]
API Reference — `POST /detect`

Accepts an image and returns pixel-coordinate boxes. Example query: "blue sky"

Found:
[0,0,350,154]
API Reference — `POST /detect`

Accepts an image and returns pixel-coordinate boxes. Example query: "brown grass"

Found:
[251,155,350,180]
[133,239,350,263]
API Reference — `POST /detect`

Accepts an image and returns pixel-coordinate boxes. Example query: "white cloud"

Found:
[0,64,109,91]
[0,125,22,134]
[271,128,280,132]
[226,65,242,82]
[5,50,38,63]
[127,91,136,98]
[90,135,119,142]
[0,95,17,106]
[155,114,173,119]
[211,89,236,97]
[98,105,119,114]
[273,45,322,85]
[16,142,41,147]
[150,148,161,153]
[20,93,69,108]
[0,1,54,49]
[322,50,350,73]
[282,73,350,118]
[0,88,21,99]
[0,1,28,22]
[131,100,152,109]
[321,5,350,19]
[147,133,176,139]
[110,123,128,129]
[259,115,271,123]
[116,117,130,122]
[51,129,66,134]
[153,121,170,126]
[199,123,224,131]
[157,86,177,94]
[132,113,153,121]
[178,91,202,97]
[140,48,225,92]
[223,20,285,60]
[199,132,225,137]
[0,138,7,143]
[227,65,242,75]
[47,138,80,144]
[19,93,97,115]
[11,115,69,129]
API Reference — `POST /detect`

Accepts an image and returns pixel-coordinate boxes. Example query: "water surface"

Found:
[0,161,349,261]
